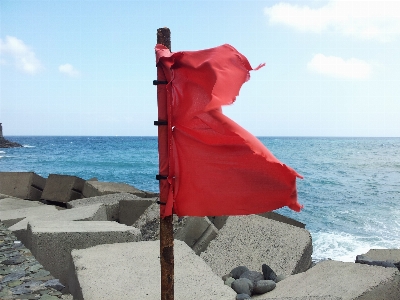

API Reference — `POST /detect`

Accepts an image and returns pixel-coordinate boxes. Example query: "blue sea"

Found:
[1,136,399,262]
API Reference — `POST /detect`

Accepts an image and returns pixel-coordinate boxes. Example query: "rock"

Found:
[230,266,249,279]
[275,274,288,282]
[239,270,264,285]
[1,256,25,265]
[1,270,25,283]
[231,278,253,296]
[43,279,65,291]
[0,123,22,148]
[253,279,276,294]
[236,294,251,300]
[262,263,277,282]
[224,277,235,287]
[222,273,232,281]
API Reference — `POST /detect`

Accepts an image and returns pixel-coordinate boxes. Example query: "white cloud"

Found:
[0,36,43,74]
[264,1,400,42]
[59,63,80,77]
[307,54,371,79]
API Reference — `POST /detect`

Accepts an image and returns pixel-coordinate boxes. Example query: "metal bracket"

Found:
[153,80,168,85]
[154,120,168,126]
[156,174,168,180]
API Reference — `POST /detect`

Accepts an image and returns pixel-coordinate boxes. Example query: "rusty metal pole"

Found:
[156,27,174,300]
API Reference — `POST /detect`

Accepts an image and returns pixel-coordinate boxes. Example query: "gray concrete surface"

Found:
[362,249,400,263]
[0,172,46,200]
[68,240,236,300]
[118,197,155,225]
[0,193,13,199]
[252,260,400,300]
[0,197,44,211]
[208,211,305,230]
[8,203,107,248]
[41,174,85,203]
[259,211,305,228]
[200,215,313,278]
[0,205,59,227]
[174,216,218,255]
[28,220,141,293]
[82,180,147,198]
[133,203,219,254]
[67,192,142,222]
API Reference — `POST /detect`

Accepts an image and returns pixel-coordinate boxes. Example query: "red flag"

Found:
[156,44,303,217]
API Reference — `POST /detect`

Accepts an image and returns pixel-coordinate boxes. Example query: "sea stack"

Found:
[0,123,22,148]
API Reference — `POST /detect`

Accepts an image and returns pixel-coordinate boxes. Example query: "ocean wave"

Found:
[311,231,389,262]
[0,151,5,153]
[23,145,35,148]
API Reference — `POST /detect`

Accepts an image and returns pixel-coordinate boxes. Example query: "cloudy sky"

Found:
[1,0,399,136]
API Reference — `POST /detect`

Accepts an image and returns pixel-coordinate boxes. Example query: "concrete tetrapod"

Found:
[68,240,236,300]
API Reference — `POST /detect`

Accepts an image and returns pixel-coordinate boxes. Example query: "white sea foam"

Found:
[311,231,388,262]
[23,145,35,148]
[0,151,5,153]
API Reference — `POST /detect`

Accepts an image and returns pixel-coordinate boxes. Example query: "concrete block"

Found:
[191,222,218,255]
[67,192,142,222]
[208,216,228,230]
[200,215,313,278]
[41,174,85,203]
[252,260,400,300]
[132,203,160,241]
[9,203,107,248]
[82,181,147,198]
[362,249,400,263]
[0,172,46,200]
[0,205,59,228]
[174,217,214,248]
[0,198,44,211]
[29,220,141,292]
[133,204,218,254]
[259,211,305,229]
[68,240,236,300]
[0,193,13,199]
[118,197,155,225]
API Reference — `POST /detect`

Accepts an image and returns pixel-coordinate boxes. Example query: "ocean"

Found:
[1,136,399,262]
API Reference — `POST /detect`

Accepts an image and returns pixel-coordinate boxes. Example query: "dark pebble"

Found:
[262,263,277,282]
[236,293,251,300]
[231,278,253,296]
[230,266,249,279]
[253,279,276,294]
[239,270,264,285]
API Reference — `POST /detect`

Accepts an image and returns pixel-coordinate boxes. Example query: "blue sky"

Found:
[1,0,399,136]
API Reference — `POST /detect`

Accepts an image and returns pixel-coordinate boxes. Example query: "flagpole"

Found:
[156,27,174,300]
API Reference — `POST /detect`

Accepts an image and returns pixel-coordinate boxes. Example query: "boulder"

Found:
[67,192,144,222]
[200,215,312,277]
[252,260,400,300]
[133,203,218,254]
[0,172,46,201]
[28,220,141,293]
[41,174,85,203]
[82,181,147,198]
[68,240,236,300]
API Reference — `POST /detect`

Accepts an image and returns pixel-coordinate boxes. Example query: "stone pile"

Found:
[222,265,283,299]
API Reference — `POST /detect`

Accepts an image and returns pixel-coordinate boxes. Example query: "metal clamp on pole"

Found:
[153,80,168,85]
[156,174,168,180]
[154,120,168,126]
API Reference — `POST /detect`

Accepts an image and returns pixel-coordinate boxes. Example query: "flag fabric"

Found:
[156,44,303,217]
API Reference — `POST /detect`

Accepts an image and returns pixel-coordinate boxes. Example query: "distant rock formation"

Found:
[0,123,22,148]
